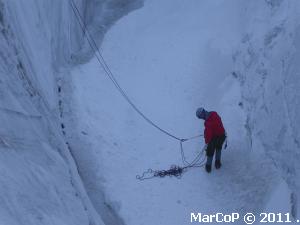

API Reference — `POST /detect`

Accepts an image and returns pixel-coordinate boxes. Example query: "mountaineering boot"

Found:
[205,164,211,173]
[215,160,221,169]
[205,156,213,173]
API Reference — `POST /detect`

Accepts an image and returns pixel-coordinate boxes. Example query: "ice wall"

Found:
[234,0,300,218]
[0,0,142,224]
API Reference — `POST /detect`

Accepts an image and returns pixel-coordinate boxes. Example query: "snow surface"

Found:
[234,0,300,219]
[70,1,292,224]
[0,0,141,224]
[1,0,299,224]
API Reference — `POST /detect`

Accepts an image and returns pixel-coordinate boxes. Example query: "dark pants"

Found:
[206,134,226,165]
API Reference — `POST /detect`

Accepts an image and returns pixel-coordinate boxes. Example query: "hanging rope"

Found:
[69,0,203,142]
[70,0,207,180]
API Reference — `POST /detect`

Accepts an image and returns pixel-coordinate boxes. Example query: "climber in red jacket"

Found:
[196,107,226,173]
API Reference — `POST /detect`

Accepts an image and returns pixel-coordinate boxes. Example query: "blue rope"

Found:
[69,0,202,143]
[70,1,207,180]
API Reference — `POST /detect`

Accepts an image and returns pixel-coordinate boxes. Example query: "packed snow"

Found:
[70,0,294,224]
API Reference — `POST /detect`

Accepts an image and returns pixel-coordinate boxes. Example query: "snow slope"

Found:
[234,1,300,218]
[70,1,284,224]
[0,0,141,224]
[0,0,298,224]
[0,1,103,224]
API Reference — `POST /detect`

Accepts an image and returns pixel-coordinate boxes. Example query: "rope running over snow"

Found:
[69,0,206,179]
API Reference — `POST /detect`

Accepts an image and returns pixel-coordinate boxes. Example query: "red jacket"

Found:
[204,112,225,144]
